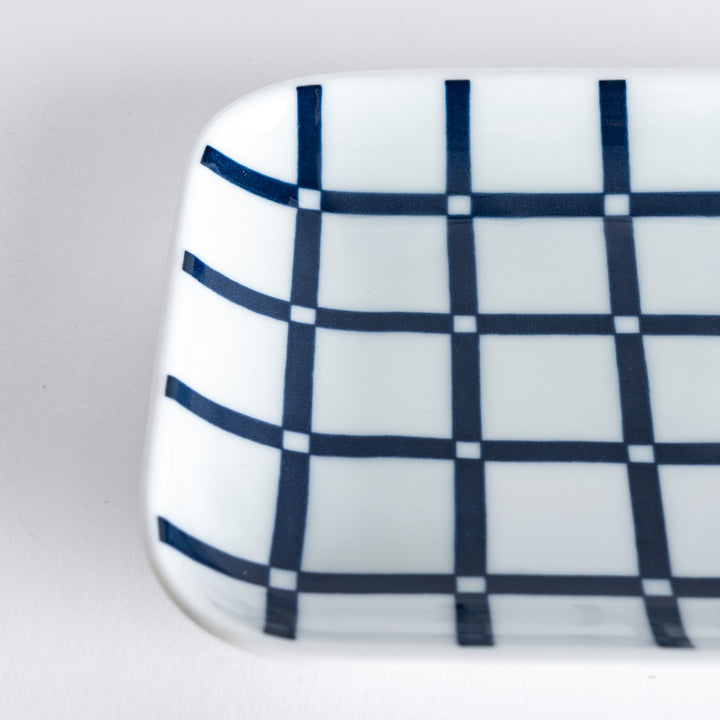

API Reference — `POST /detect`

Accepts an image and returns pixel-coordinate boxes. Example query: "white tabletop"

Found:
[4,0,720,717]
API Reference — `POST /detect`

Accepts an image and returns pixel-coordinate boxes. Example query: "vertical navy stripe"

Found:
[451,334,481,440]
[456,593,493,647]
[281,324,316,431]
[599,80,690,648]
[289,211,322,307]
[454,461,487,575]
[264,589,298,639]
[447,220,478,314]
[269,452,311,571]
[614,335,654,445]
[599,80,630,194]
[446,80,471,194]
[297,85,323,190]
[604,218,641,314]
[627,464,674,578]
[445,79,492,646]
[264,85,323,640]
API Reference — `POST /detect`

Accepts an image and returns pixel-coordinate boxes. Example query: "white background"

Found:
[4,0,720,717]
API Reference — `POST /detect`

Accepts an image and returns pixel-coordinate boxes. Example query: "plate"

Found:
[143,70,720,657]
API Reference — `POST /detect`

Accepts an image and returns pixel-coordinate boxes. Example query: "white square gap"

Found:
[298,188,321,210]
[456,576,487,594]
[480,335,623,442]
[456,441,481,459]
[269,568,298,591]
[313,329,452,438]
[642,578,673,596]
[448,195,472,215]
[486,462,639,576]
[290,305,316,325]
[614,316,640,334]
[283,430,310,453]
[628,445,655,463]
[302,457,455,574]
[453,315,477,333]
[604,194,630,216]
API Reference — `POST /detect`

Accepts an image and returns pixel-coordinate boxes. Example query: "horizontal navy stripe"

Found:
[183,252,289,321]
[632,192,720,216]
[488,574,643,596]
[322,190,447,215]
[673,578,720,597]
[482,441,627,463]
[158,519,720,598]
[165,376,283,448]
[202,147,720,218]
[183,253,720,338]
[158,517,269,585]
[311,433,455,459]
[166,378,720,464]
[478,314,614,335]
[472,193,603,217]
[641,315,720,335]
[316,308,453,333]
[299,572,455,594]
[655,444,720,465]
[201,146,297,206]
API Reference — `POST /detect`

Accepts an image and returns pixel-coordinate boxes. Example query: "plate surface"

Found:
[144,70,720,656]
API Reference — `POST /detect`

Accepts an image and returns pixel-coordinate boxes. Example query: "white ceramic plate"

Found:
[143,70,720,658]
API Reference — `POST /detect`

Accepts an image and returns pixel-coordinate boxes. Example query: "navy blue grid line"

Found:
[158,517,720,599]
[446,79,492,646]
[165,377,720,464]
[201,146,298,206]
[631,192,720,216]
[202,145,720,218]
[183,251,720,337]
[321,189,447,215]
[471,193,603,217]
[673,578,720,597]
[600,81,631,194]
[264,590,297,639]
[183,251,289,321]
[640,316,720,335]
[158,517,269,586]
[311,433,455,459]
[654,444,720,464]
[264,85,323,640]
[600,79,691,649]
[297,85,322,190]
[165,376,283,447]
[300,572,455,594]
[317,308,451,333]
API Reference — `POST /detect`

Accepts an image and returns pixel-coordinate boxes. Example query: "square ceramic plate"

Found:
[143,70,720,659]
